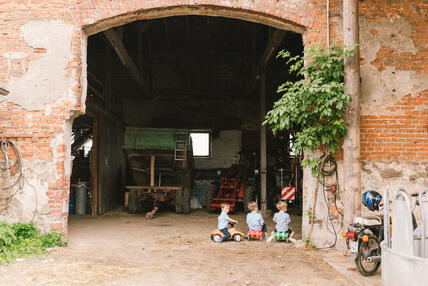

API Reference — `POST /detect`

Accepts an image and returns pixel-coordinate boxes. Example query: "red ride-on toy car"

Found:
[247,230,265,240]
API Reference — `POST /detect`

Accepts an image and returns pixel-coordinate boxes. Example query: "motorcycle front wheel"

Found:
[355,235,381,276]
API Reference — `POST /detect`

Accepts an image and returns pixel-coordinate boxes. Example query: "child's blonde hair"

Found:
[276,201,287,211]
[221,203,230,209]
[247,201,258,211]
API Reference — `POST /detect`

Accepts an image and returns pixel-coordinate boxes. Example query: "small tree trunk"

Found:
[306,151,329,247]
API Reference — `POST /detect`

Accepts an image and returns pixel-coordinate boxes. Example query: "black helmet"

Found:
[362,190,382,211]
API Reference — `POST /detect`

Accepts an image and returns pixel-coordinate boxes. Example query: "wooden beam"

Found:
[150,155,155,187]
[87,83,104,101]
[246,29,287,96]
[103,28,151,99]
[88,71,120,99]
[0,87,9,96]
[343,0,361,227]
[91,117,99,216]
[88,71,104,88]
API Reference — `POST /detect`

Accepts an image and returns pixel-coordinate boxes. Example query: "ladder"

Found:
[174,133,187,161]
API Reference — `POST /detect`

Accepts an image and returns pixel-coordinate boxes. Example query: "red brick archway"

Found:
[71,1,319,35]
[3,0,326,233]
[66,1,327,233]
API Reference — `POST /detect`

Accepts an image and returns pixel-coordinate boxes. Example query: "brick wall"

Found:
[359,0,428,161]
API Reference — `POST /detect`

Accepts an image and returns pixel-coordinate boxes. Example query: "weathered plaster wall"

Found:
[5,21,75,110]
[0,18,80,231]
[194,130,242,170]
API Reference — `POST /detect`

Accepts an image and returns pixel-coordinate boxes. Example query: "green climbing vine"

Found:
[264,43,356,247]
[264,43,355,176]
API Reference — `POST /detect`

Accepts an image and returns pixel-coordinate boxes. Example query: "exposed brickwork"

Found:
[361,90,428,161]
[359,0,428,162]
[0,0,427,233]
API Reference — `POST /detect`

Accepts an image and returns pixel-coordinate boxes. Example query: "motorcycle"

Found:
[342,190,418,276]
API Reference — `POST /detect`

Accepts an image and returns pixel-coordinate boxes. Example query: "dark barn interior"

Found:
[70,15,303,219]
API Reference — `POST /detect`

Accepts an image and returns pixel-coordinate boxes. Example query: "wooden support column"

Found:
[343,0,361,226]
[260,73,267,212]
[91,117,99,216]
[150,156,155,187]
[104,45,112,112]
[246,29,286,96]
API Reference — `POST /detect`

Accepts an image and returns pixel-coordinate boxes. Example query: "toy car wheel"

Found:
[212,234,222,243]
[233,234,242,242]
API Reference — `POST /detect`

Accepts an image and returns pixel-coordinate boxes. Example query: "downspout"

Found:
[327,0,330,48]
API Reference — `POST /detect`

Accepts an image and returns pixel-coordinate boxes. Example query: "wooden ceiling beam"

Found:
[246,29,287,96]
[88,71,121,99]
[0,87,9,96]
[103,28,151,99]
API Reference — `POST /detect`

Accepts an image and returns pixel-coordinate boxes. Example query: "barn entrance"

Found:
[70,15,304,230]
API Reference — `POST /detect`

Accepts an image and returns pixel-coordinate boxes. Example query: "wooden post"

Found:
[343,0,361,226]
[91,117,99,216]
[150,155,155,187]
[260,73,267,212]
[105,45,112,113]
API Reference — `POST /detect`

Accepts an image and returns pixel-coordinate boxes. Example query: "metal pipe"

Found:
[327,0,330,47]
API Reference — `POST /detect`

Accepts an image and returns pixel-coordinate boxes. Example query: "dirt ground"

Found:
[0,209,377,286]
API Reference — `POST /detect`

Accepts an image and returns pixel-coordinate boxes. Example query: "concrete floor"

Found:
[0,209,381,285]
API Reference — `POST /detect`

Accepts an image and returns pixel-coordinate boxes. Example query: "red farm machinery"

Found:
[205,152,257,213]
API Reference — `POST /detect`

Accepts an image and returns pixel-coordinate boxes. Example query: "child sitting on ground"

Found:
[246,201,267,234]
[217,203,238,242]
[267,201,296,243]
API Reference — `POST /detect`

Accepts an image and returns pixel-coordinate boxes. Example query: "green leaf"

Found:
[265,43,354,178]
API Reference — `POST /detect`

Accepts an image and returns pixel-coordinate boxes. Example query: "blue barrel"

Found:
[69,196,75,215]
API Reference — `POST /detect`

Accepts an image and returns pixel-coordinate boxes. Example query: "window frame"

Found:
[190,130,212,158]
